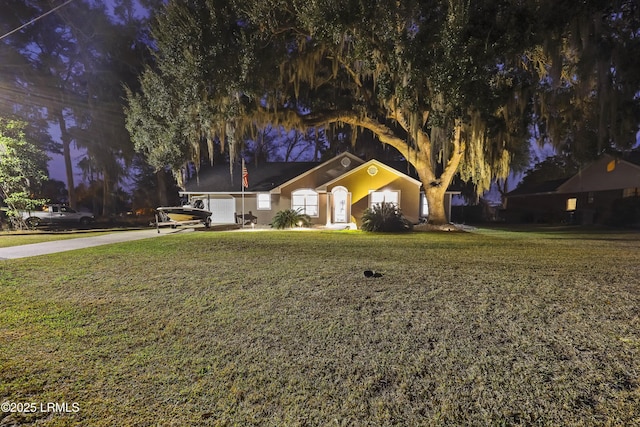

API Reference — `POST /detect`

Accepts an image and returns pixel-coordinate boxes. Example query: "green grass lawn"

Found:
[1,229,638,426]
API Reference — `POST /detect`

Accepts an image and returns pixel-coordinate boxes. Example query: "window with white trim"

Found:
[370,190,399,208]
[292,189,319,216]
[257,193,271,210]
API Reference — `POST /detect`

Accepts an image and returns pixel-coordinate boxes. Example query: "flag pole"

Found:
[241,158,245,228]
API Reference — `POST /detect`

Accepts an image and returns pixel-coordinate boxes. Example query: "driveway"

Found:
[0,228,189,260]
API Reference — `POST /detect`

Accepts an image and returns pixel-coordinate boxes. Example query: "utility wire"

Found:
[0,0,77,42]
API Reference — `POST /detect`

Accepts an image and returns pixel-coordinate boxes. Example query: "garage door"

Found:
[203,197,235,224]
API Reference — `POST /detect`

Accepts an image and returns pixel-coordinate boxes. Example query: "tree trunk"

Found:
[425,184,448,225]
[102,169,112,217]
[156,168,168,206]
[56,110,76,209]
[298,111,465,226]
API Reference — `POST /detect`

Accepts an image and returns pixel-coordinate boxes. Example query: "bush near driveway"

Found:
[0,229,639,425]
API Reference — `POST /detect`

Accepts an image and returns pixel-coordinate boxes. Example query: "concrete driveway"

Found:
[0,228,189,260]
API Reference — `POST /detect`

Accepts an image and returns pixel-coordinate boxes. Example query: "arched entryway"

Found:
[331,186,350,223]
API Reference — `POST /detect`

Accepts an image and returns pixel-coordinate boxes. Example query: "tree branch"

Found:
[255,106,438,174]
[302,110,422,161]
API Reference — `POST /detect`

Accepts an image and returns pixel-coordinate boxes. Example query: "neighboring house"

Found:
[505,153,640,224]
[181,152,459,227]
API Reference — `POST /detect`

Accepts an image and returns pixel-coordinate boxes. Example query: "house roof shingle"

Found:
[184,161,317,193]
[507,150,640,198]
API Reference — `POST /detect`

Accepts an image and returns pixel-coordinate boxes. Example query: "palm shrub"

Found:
[361,202,413,232]
[271,209,312,229]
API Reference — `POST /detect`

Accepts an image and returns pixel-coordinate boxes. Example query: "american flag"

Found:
[242,159,249,188]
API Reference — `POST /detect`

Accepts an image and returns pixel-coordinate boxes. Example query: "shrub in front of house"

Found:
[361,202,413,232]
[271,209,312,229]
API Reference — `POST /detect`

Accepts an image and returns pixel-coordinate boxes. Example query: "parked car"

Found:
[23,204,95,227]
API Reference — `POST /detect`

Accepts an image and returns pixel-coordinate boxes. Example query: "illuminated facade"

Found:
[181,152,458,227]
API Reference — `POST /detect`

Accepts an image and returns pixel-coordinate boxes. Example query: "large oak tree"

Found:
[127,0,640,224]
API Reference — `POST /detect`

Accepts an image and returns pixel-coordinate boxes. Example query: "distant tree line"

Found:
[0,0,167,217]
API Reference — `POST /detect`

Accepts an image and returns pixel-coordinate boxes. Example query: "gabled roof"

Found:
[557,153,640,193]
[316,159,422,191]
[183,161,317,193]
[182,152,463,194]
[183,152,364,194]
[506,151,640,198]
[270,152,364,194]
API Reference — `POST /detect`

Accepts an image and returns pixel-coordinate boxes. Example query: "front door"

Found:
[332,187,349,223]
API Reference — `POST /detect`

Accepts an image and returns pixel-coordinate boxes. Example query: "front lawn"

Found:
[0,230,638,426]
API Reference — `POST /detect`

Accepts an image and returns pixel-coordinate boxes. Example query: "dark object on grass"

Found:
[364,270,383,278]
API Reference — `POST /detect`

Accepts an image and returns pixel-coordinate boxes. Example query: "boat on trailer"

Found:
[155,201,212,231]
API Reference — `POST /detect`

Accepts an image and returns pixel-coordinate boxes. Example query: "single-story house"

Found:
[180,152,459,227]
[505,153,640,224]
